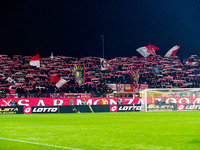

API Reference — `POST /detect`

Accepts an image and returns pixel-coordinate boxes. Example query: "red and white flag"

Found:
[100,58,110,70]
[29,54,40,68]
[50,76,69,88]
[185,61,198,66]
[164,45,180,57]
[136,44,159,57]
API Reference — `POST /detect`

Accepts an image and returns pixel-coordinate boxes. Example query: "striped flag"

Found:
[29,54,40,68]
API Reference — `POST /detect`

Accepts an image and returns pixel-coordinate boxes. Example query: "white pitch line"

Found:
[0,137,83,150]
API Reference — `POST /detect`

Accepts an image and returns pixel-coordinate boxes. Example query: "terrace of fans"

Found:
[0,54,199,98]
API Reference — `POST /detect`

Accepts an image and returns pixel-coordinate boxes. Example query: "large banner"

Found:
[1,96,200,107]
[152,96,200,104]
[72,65,85,85]
[116,84,133,92]
[0,97,141,106]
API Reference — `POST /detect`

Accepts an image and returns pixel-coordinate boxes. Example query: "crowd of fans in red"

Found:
[0,54,199,98]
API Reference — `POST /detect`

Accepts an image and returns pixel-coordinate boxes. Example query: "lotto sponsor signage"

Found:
[111,104,142,112]
[32,106,59,113]
[0,106,24,114]
[110,105,118,112]
[24,106,32,114]
[177,104,184,111]
[118,105,134,112]
[133,104,142,112]
[184,104,200,110]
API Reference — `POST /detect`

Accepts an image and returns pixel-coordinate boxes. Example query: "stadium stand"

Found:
[0,54,199,98]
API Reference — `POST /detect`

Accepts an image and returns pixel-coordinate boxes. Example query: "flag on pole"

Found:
[100,58,110,70]
[50,52,53,59]
[72,65,85,85]
[185,61,198,66]
[164,45,180,57]
[29,54,40,68]
[136,44,159,57]
[50,76,68,88]
[126,70,140,89]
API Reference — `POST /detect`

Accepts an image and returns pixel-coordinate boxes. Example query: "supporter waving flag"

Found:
[164,45,180,57]
[126,70,140,89]
[100,58,110,70]
[136,43,159,57]
[72,65,85,85]
[29,54,40,68]
[50,76,69,88]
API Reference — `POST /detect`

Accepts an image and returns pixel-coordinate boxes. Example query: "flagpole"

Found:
[102,35,104,58]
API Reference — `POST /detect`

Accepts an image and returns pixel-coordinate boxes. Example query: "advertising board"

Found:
[147,104,177,111]
[184,104,200,110]
[0,97,141,106]
[0,106,24,114]
[31,106,59,113]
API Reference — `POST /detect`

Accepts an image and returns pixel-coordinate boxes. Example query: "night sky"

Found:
[0,0,200,59]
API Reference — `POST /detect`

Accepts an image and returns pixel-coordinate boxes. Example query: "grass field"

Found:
[0,111,200,150]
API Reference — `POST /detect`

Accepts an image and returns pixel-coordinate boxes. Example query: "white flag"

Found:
[50,76,69,88]
[100,58,110,70]
[29,54,40,68]
[136,46,150,57]
[164,45,180,57]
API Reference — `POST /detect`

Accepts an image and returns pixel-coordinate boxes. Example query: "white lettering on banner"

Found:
[18,99,30,106]
[155,98,161,102]
[93,99,103,105]
[119,106,133,111]
[37,100,45,106]
[86,99,92,105]
[76,99,82,105]
[137,98,144,104]
[134,106,142,110]
[193,98,200,104]
[2,100,11,106]
[33,108,58,112]
[124,99,133,104]
[109,99,117,105]
[165,98,177,104]
[53,99,63,106]
[179,98,190,104]
[185,105,200,110]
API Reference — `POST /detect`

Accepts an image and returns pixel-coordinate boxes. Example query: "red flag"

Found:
[29,54,40,68]
[136,44,159,57]
[126,70,140,89]
[146,44,159,56]
[164,45,180,57]
[50,76,69,88]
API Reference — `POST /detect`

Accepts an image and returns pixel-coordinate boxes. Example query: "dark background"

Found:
[0,0,200,59]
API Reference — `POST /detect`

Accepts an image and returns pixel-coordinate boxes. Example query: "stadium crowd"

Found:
[0,54,199,97]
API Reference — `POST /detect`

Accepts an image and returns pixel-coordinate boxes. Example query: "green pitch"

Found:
[0,111,200,150]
